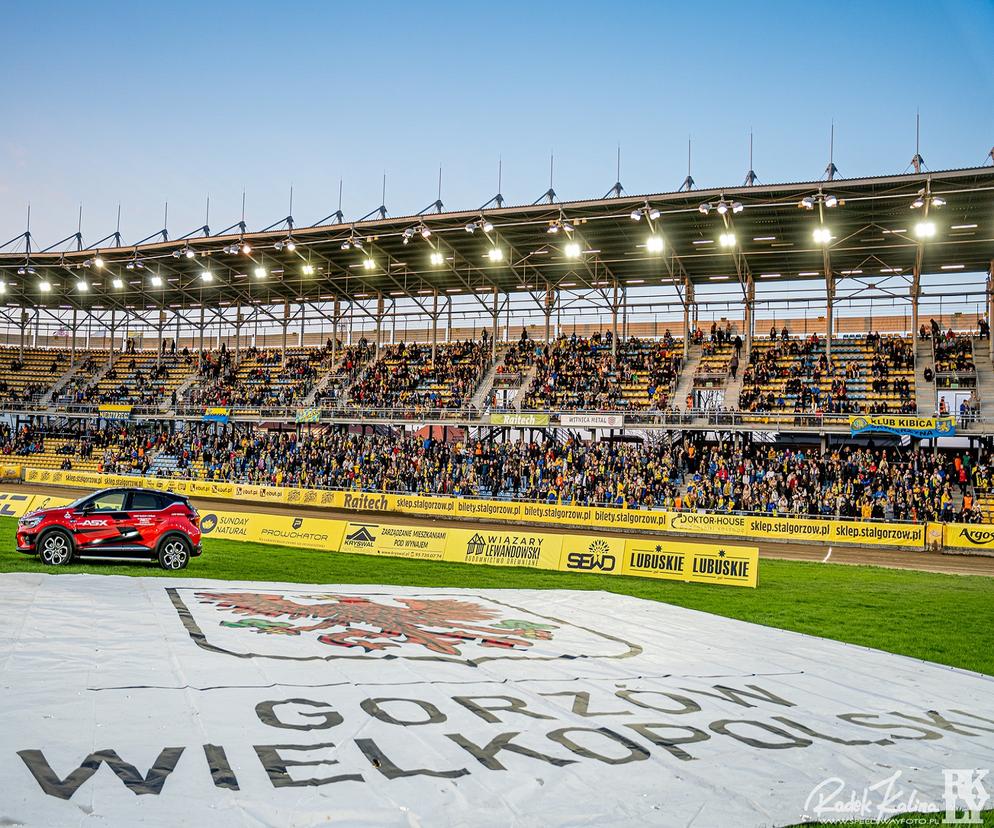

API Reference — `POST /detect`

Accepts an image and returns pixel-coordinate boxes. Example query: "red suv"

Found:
[17,487,202,570]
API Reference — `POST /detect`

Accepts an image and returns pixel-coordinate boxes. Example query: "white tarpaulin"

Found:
[1,572,992,826]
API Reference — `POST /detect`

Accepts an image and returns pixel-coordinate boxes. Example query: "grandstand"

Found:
[1,164,994,532]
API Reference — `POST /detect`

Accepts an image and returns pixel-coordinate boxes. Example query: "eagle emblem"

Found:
[194,591,558,657]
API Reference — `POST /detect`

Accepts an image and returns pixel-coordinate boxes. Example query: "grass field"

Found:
[3,516,993,676]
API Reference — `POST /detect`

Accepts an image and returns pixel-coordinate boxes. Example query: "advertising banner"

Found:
[559,413,624,429]
[942,522,994,552]
[340,521,449,561]
[4,575,993,827]
[443,528,563,569]
[295,408,321,423]
[488,412,551,427]
[849,414,955,438]
[97,404,133,420]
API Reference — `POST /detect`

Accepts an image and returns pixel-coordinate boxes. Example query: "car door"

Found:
[125,490,166,550]
[73,490,133,554]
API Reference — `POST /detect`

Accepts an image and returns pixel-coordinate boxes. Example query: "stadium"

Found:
[2,4,994,826]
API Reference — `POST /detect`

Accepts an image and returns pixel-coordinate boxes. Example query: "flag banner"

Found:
[202,407,230,424]
[2,574,992,826]
[849,414,955,438]
[295,408,321,423]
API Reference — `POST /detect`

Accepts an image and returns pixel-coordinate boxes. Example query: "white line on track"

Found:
[822,546,833,562]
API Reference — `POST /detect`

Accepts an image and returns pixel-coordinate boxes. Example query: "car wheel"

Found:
[158,536,190,570]
[38,530,74,566]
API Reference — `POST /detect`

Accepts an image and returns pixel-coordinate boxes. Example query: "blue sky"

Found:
[2,0,993,247]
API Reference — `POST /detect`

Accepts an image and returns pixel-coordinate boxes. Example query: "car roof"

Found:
[89,487,185,503]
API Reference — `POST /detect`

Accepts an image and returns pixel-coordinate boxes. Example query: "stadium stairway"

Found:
[669,343,702,409]
[40,361,86,406]
[916,338,937,414]
[168,371,204,412]
[512,363,540,410]
[469,350,507,412]
[300,354,347,406]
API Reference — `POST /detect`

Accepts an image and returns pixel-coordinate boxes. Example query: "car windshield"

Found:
[74,491,127,512]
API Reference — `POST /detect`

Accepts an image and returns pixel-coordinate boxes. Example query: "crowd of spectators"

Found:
[6,418,982,524]
[348,340,485,412]
[521,332,683,411]
[186,345,319,409]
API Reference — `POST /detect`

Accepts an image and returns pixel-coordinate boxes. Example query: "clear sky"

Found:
[2,0,993,248]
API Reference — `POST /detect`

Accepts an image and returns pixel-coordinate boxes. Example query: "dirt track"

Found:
[19,482,994,578]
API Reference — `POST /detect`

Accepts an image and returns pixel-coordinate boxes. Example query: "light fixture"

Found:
[824,194,839,208]
[716,202,729,215]
[731,202,744,214]
[363,258,376,271]
[813,227,832,244]
[910,189,945,210]
[77,280,88,292]
[16,267,26,276]
[800,196,815,210]
[464,222,476,233]
[302,264,315,275]
[487,247,504,262]
[645,235,664,253]
[429,251,444,266]
[171,250,181,259]
[698,203,711,215]
[126,261,135,270]
[564,241,582,259]
[286,239,296,252]
[914,221,937,239]
[241,242,252,254]
[253,267,267,279]
[112,278,124,289]
[39,280,51,292]
[548,223,561,233]
[184,247,195,259]
[0,282,6,294]
[200,270,214,283]
[402,227,415,243]
[630,209,642,221]
[150,275,163,287]
[93,256,105,269]
[420,226,431,238]
[482,220,494,233]
[648,207,661,221]
[719,232,736,248]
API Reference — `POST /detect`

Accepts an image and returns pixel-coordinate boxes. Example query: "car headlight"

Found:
[19,516,43,529]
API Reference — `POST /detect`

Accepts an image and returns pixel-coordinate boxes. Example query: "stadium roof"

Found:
[1,166,993,312]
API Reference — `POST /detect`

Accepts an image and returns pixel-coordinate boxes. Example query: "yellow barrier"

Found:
[19,466,926,550]
[942,523,994,552]
[5,486,759,588]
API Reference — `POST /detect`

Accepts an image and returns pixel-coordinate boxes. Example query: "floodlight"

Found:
[112,278,124,289]
[645,235,664,253]
[488,247,504,262]
[429,251,444,266]
[915,221,936,239]
[719,232,736,248]
[254,267,267,279]
[564,241,581,258]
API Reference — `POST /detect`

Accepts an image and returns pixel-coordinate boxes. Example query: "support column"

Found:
[622,288,629,340]
[197,305,205,369]
[19,310,27,361]
[431,290,439,363]
[446,297,452,342]
[234,305,242,358]
[156,309,165,368]
[281,300,289,356]
[988,261,994,364]
[826,272,836,362]
[298,302,305,348]
[745,276,755,358]
[682,278,691,359]
[390,299,397,345]
[911,264,920,353]
[109,308,117,369]
[375,294,385,355]
[491,287,498,362]
[332,299,340,364]
[544,285,553,343]
[611,282,619,357]
[70,307,77,368]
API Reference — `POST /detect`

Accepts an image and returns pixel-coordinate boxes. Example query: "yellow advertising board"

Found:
[0,491,42,519]
[942,523,994,552]
[622,536,759,588]
[557,534,625,576]
[0,465,21,481]
[17,466,925,551]
[666,511,925,548]
[443,528,563,570]
[340,521,449,561]
[197,508,346,552]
